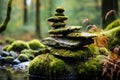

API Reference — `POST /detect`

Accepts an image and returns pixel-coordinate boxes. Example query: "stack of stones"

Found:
[42,7,96,49]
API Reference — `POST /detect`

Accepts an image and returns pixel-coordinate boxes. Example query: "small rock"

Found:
[12,59,21,65]
[0,50,10,57]
[9,51,18,58]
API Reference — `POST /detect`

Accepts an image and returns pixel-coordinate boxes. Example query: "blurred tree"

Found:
[94,0,100,11]
[102,0,118,29]
[36,0,41,38]
[24,0,28,24]
[0,0,6,24]
[0,0,12,33]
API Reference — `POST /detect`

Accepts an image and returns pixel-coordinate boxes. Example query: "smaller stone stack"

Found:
[48,7,67,29]
[47,7,81,36]
[42,7,96,49]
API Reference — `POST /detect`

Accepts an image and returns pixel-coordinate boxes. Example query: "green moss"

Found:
[54,13,65,16]
[78,55,105,79]
[55,6,65,13]
[51,22,66,28]
[29,54,69,78]
[5,56,14,63]
[105,19,120,30]
[48,16,68,22]
[2,45,10,51]
[20,49,34,59]
[51,47,92,60]
[108,37,120,51]
[21,49,43,59]
[28,39,45,50]
[18,54,29,62]
[7,40,29,52]
[48,26,81,34]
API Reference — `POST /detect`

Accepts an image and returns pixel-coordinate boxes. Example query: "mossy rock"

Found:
[17,54,29,62]
[21,49,46,59]
[78,55,105,80]
[48,16,68,22]
[29,54,70,79]
[55,6,65,13]
[105,19,120,30]
[2,45,10,51]
[108,37,120,51]
[20,49,35,60]
[51,22,66,28]
[7,40,29,52]
[48,26,82,34]
[28,39,45,50]
[4,56,14,64]
[66,32,97,39]
[54,13,65,16]
[50,47,92,61]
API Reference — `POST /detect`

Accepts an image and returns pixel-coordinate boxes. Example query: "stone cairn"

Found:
[42,7,96,49]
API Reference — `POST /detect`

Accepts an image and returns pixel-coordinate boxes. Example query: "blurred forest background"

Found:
[0,0,120,40]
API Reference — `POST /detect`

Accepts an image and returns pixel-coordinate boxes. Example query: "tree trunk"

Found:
[0,0,5,24]
[24,0,27,24]
[102,0,118,29]
[36,0,41,38]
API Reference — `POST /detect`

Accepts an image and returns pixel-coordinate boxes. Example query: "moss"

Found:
[5,56,14,64]
[51,22,66,28]
[78,55,105,79]
[67,32,96,38]
[55,6,65,13]
[2,45,10,51]
[48,26,81,34]
[48,16,68,22]
[20,49,34,60]
[7,40,29,52]
[28,39,45,50]
[105,19,120,30]
[51,47,92,61]
[108,37,120,51]
[54,13,65,16]
[29,54,69,78]
[21,49,42,59]
[18,54,29,62]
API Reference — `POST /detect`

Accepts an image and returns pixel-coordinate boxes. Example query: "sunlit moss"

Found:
[2,45,10,51]
[28,39,45,50]
[7,40,29,52]
[20,49,40,59]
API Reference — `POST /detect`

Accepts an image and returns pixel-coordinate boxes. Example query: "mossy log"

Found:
[0,0,12,33]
